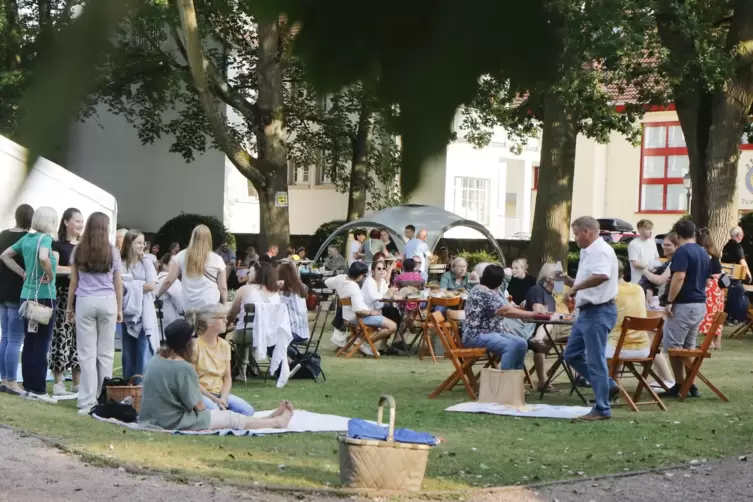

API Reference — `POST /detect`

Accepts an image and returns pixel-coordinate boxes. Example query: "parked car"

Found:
[597,218,638,244]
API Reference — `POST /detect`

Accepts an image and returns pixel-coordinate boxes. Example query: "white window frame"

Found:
[453,177,491,225]
[288,160,311,187]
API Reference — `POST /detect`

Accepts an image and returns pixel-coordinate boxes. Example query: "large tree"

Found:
[654,0,753,245]
[287,81,403,221]
[461,0,664,273]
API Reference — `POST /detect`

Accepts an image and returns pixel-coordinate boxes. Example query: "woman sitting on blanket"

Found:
[187,303,256,416]
[139,318,293,431]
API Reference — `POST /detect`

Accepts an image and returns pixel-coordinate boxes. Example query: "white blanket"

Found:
[92,409,353,436]
[445,402,591,420]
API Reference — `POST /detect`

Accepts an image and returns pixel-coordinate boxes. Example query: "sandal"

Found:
[537,384,559,393]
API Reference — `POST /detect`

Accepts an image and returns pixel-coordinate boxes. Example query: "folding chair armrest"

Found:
[668,348,707,357]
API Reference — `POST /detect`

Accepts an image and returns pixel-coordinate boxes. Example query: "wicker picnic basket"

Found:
[105,375,143,412]
[338,395,431,492]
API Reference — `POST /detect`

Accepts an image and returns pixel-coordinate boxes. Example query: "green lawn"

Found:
[1,332,752,491]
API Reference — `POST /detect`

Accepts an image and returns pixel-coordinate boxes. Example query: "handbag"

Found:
[19,235,54,326]
[478,368,525,405]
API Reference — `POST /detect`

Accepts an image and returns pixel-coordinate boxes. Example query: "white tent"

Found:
[313,204,505,264]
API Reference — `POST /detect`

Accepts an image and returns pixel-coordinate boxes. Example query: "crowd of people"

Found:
[0,204,295,432]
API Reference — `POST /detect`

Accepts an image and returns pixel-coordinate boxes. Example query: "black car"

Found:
[597,218,638,244]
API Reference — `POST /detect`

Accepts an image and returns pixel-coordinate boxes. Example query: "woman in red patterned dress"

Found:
[698,230,725,349]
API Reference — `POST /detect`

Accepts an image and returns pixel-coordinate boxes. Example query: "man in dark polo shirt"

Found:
[661,219,710,398]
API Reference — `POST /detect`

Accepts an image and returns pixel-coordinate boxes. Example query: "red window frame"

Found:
[532,165,539,190]
[638,121,688,214]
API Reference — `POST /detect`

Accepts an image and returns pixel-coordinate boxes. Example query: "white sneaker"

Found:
[78,407,92,416]
[53,382,76,396]
[23,392,58,404]
[359,341,374,356]
[71,384,80,393]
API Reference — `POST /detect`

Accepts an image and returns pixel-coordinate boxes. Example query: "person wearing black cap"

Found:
[139,319,293,431]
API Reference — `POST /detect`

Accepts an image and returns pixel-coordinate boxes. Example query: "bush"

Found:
[155,213,234,255]
[567,243,629,278]
[310,220,347,257]
[457,250,499,270]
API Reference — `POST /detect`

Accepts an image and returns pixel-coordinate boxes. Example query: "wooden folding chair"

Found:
[417,296,462,362]
[428,311,491,400]
[669,311,728,402]
[335,297,382,359]
[608,316,667,412]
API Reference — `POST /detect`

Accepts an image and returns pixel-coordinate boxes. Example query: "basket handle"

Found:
[376,395,396,443]
[129,374,144,386]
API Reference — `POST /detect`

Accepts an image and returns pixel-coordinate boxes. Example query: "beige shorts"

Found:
[209,409,248,430]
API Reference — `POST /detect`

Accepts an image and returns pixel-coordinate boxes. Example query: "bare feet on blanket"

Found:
[271,403,294,428]
[268,401,290,418]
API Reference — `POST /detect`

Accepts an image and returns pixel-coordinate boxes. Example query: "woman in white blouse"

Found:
[155,253,184,328]
[157,225,228,312]
[360,259,398,348]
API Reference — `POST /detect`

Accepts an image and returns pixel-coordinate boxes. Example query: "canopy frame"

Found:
[312,204,506,265]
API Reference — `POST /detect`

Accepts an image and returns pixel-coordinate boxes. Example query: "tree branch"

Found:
[168,22,257,122]
[176,0,263,186]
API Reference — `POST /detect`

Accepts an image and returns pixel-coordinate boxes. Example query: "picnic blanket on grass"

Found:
[445,402,591,419]
[92,409,357,436]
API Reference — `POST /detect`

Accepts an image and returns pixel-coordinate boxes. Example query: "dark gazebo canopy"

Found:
[313,204,505,264]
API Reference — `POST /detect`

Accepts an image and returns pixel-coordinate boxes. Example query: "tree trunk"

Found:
[527,93,579,276]
[346,102,373,221]
[256,19,290,247]
[657,0,753,244]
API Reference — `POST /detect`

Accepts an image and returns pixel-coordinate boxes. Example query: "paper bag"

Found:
[478,368,525,405]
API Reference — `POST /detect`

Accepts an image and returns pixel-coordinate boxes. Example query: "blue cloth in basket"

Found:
[347,418,438,446]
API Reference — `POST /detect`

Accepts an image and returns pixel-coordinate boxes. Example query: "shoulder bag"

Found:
[19,235,54,325]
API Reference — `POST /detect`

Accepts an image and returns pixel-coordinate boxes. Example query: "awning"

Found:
[312,204,506,264]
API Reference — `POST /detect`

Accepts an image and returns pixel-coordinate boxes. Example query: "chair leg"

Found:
[336,330,358,357]
[677,358,702,402]
[629,363,667,411]
[694,370,729,402]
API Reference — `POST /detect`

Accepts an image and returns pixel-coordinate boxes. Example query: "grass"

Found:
[1,331,753,491]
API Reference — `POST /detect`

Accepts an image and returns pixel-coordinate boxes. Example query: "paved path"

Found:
[0,428,750,501]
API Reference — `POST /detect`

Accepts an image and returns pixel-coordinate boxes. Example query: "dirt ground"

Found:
[0,427,750,502]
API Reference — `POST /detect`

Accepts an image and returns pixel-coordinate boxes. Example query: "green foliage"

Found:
[460,0,666,154]
[286,82,405,212]
[155,213,233,255]
[310,220,347,257]
[256,0,561,194]
[567,242,629,276]
[457,250,498,270]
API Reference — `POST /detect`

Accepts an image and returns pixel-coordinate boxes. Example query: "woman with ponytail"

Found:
[186,304,254,415]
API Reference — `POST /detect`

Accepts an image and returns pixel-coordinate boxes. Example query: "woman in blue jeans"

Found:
[0,206,60,404]
[462,263,531,369]
[0,204,33,394]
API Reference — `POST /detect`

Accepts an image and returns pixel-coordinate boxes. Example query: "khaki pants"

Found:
[75,296,117,410]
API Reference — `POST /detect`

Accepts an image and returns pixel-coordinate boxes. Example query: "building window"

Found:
[639,122,689,212]
[532,165,539,190]
[454,177,491,225]
[288,160,310,186]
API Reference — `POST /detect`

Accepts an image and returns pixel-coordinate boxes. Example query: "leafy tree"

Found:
[460,0,664,273]
[653,0,753,246]
[287,81,403,221]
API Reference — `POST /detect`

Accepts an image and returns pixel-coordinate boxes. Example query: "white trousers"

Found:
[75,295,117,410]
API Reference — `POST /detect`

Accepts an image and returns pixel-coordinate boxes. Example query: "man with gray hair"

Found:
[722,226,751,283]
[559,216,620,421]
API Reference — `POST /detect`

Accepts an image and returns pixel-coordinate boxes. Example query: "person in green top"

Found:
[139,319,294,431]
[0,206,59,403]
[439,257,470,291]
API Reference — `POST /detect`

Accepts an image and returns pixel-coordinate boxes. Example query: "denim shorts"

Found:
[361,315,384,327]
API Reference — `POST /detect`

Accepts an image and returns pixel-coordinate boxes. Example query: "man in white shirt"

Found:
[348,229,367,266]
[403,228,430,279]
[628,219,659,283]
[560,216,620,422]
